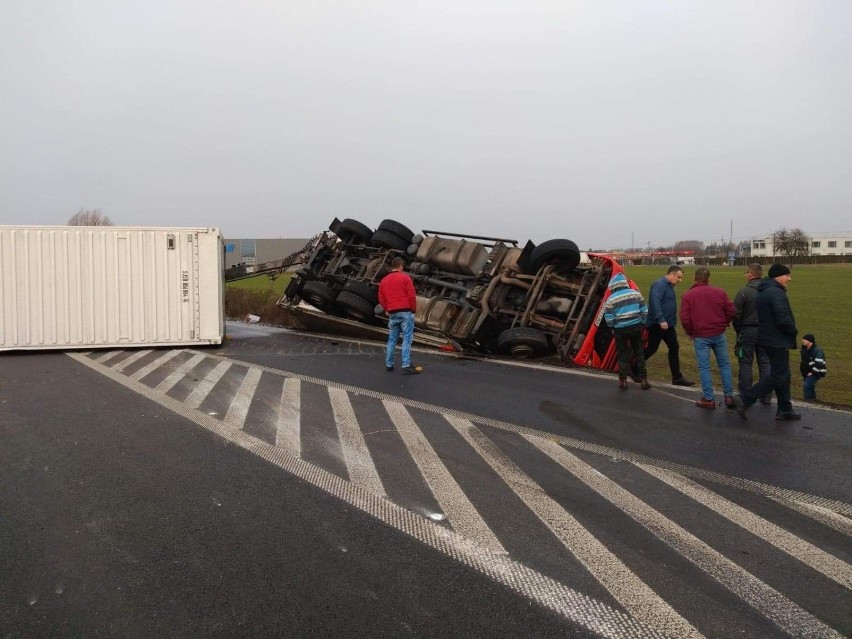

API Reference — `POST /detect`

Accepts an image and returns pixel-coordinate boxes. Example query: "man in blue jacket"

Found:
[640,265,694,386]
[736,263,800,421]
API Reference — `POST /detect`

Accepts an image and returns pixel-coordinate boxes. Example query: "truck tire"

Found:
[342,279,379,304]
[336,219,373,244]
[336,290,376,322]
[497,327,549,359]
[377,219,414,243]
[531,239,581,273]
[301,280,337,311]
[371,229,409,251]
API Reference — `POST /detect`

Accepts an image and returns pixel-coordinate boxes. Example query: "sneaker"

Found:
[695,398,716,409]
[724,396,736,410]
[386,365,394,372]
[618,378,628,390]
[402,365,423,375]
[640,378,652,390]
[672,378,696,387]
[775,412,802,421]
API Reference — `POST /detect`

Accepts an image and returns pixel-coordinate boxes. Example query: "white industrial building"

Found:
[749,233,852,257]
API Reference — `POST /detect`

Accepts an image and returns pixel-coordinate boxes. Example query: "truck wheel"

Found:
[342,279,379,304]
[301,281,337,311]
[497,327,549,359]
[371,229,409,251]
[336,219,373,244]
[531,239,581,273]
[336,290,376,322]
[377,219,414,243]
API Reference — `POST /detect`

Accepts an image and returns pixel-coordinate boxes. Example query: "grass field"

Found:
[626,264,851,408]
[227,265,852,407]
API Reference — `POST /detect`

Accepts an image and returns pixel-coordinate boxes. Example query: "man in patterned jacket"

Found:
[604,272,651,390]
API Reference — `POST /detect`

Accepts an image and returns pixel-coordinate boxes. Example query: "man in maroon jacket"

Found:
[680,267,736,409]
[378,257,422,374]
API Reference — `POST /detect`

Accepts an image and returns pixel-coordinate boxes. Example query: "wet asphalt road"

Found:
[1,322,850,638]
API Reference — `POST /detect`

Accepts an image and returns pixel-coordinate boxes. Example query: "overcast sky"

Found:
[1,1,850,248]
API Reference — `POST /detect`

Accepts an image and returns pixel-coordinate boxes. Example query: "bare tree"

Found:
[68,208,113,226]
[771,227,810,266]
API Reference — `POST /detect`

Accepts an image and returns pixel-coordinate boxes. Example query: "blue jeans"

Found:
[694,334,734,400]
[386,311,415,369]
[803,375,818,400]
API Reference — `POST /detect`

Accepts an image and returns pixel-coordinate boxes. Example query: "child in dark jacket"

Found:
[800,333,827,400]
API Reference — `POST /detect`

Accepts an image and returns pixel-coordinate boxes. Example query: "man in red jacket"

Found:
[680,267,736,409]
[378,257,422,374]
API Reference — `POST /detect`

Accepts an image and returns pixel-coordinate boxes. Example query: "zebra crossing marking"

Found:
[639,464,852,589]
[444,415,701,639]
[69,348,851,637]
[276,377,301,456]
[155,353,206,394]
[329,387,385,496]
[184,360,231,409]
[383,401,506,555]
[66,350,664,639]
[113,349,152,372]
[527,436,843,639]
[224,367,263,429]
[189,349,852,519]
[772,498,852,538]
[129,350,181,382]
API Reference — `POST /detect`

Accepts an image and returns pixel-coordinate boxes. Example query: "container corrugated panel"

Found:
[0,226,224,351]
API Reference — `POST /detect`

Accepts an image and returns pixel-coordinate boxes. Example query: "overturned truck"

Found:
[278,218,627,370]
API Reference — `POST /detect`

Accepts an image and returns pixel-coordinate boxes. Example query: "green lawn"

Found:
[225,272,292,295]
[625,264,852,407]
[227,266,851,407]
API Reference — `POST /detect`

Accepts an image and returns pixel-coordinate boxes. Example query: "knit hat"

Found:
[607,272,629,291]
[802,333,816,344]
[768,263,791,278]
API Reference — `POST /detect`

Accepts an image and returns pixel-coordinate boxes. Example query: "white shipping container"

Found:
[0,226,225,351]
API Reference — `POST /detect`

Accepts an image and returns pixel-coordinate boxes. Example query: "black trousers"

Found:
[643,325,683,381]
[615,326,646,379]
[742,346,793,414]
[737,326,771,399]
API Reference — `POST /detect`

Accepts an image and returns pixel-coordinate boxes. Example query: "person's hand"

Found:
[660,321,669,330]
[807,372,813,377]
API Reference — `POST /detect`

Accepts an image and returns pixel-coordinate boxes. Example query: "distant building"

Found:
[749,233,852,258]
[224,238,310,270]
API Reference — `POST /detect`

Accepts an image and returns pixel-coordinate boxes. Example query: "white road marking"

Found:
[113,349,152,372]
[155,353,206,394]
[68,351,661,639]
[639,464,852,589]
[528,437,843,639]
[129,350,182,382]
[192,349,852,519]
[224,367,263,429]
[95,349,123,362]
[184,360,232,409]
[275,377,301,457]
[771,498,852,538]
[383,401,505,555]
[444,416,701,639]
[328,387,385,496]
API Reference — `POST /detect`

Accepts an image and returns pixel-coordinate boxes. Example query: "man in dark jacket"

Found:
[736,263,800,420]
[733,263,771,404]
[641,265,694,386]
[800,333,827,401]
[681,268,736,409]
